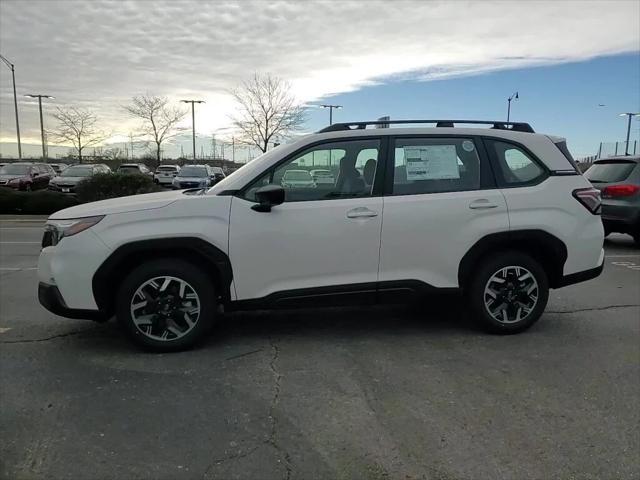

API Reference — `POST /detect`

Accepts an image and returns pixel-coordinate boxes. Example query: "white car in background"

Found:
[154,165,181,186]
[310,169,335,185]
[281,169,315,188]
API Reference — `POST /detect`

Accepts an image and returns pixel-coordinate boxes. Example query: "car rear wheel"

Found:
[467,251,549,334]
[116,259,216,351]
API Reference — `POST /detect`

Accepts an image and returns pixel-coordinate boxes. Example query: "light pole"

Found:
[619,113,639,156]
[507,92,519,122]
[181,100,205,160]
[0,54,22,159]
[321,104,342,125]
[25,94,54,160]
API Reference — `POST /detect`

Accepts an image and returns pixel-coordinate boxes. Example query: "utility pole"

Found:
[321,104,342,125]
[129,133,135,160]
[232,136,235,163]
[507,92,519,122]
[0,54,22,159]
[619,113,639,155]
[180,100,204,160]
[25,94,54,159]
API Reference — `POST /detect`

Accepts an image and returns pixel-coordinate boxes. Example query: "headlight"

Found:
[8,178,21,184]
[45,215,105,246]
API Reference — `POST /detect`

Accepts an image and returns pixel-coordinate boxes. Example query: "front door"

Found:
[229,137,384,301]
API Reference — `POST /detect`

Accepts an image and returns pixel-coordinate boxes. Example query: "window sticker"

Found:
[404,145,460,180]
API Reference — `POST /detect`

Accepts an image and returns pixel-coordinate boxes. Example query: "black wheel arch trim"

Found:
[92,237,233,316]
[458,230,568,289]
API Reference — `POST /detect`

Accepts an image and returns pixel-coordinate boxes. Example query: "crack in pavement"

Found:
[203,445,261,478]
[547,304,640,314]
[267,337,293,480]
[0,328,95,344]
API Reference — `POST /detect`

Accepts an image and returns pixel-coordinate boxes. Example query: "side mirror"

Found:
[251,185,285,212]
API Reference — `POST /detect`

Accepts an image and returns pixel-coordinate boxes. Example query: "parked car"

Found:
[49,163,69,175]
[48,164,111,194]
[310,169,335,185]
[153,165,181,186]
[584,155,640,245]
[171,165,215,189]
[210,166,226,185]
[38,119,604,351]
[117,163,153,177]
[281,169,315,189]
[0,162,55,191]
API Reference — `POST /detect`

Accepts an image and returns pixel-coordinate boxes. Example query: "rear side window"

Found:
[391,137,481,195]
[488,140,545,186]
[584,161,636,183]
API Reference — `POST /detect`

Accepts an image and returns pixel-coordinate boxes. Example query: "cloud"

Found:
[0,0,638,150]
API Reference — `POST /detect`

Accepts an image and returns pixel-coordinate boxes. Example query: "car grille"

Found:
[179,182,201,188]
[42,225,59,248]
[0,180,7,185]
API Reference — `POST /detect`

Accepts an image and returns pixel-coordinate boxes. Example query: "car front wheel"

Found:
[116,259,217,351]
[467,251,549,334]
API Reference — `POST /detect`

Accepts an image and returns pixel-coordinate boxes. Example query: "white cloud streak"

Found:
[0,0,638,149]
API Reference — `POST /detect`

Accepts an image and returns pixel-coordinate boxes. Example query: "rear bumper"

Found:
[602,203,640,227]
[556,256,604,288]
[38,282,106,321]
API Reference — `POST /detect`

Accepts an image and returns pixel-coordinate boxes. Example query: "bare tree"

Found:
[231,73,306,153]
[50,107,107,163]
[104,147,124,161]
[125,95,186,167]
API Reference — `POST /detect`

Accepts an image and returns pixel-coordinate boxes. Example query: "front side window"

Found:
[243,138,380,202]
[391,137,481,195]
[489,140,545,186]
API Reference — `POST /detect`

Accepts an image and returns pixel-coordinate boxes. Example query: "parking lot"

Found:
[0,216,638,480]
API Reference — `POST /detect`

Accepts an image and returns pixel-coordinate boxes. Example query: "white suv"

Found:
[38,120,604,351]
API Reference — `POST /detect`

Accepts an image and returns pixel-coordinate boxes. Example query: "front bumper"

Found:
[48,184,76,193]
[38,282,106,321]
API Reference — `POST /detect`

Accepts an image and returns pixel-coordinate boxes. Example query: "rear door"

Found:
[379,136,509,289]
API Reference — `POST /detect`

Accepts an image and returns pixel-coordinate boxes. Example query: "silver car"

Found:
[584,155,640,245]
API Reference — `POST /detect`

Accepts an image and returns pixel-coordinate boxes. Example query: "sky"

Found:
[0,0,638,160]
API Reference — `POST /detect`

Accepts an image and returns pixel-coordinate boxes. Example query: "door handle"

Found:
[469,199,498,210]
[346,207,378,218]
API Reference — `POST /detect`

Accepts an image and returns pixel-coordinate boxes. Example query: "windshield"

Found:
[118,165,140,173]
[61,166,93,177]
[585,161,636,183]
[284,170,311,181]
[0,164,31,175]
[178,167,207,177]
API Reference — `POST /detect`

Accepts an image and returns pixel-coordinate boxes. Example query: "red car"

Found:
[0,162,55,191]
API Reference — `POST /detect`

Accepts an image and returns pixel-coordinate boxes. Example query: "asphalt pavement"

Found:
[1,216,639,480]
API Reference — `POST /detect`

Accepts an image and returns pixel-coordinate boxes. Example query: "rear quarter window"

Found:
[584,161,636,183]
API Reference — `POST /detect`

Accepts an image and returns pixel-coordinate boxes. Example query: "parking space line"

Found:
[0,267,37,271]
[0,242,41,244]
[607,255,640,258]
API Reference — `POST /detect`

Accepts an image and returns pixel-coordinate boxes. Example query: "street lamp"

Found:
[506,92,518,122]
[0,53,22,159]
[320,104,342,125]
[25,94,54,159]
[619,113,639,156]
[181,100,205,160]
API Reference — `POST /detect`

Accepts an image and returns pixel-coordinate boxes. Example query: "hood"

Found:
[0,174,26,181]
[51,176,87,185]
[49,189,187,220]
[175,176,208,182]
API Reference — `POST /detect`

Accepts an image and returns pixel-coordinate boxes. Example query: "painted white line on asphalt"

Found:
[0,227,43,230]
[607,255,640,258]
[0,267,37,271]
[0,327,12,334]
[0,242,41,244]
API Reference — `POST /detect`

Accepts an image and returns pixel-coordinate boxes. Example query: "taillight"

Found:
[601,184,640,198]
[573,187,601,214]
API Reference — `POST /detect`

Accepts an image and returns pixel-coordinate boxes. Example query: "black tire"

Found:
[116,258,216,351]
[467,251,549,334]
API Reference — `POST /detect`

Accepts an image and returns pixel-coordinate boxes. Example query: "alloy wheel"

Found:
[130,275,201,341]
[483,266,539,324]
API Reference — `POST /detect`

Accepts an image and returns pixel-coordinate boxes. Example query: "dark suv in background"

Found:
[0,163,55,191]
[585,155,640,245]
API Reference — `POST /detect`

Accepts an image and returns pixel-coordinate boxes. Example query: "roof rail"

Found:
[317,119,535,133]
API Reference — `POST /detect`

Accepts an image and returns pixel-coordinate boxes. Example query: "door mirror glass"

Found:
[251,185,285,212]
